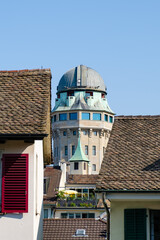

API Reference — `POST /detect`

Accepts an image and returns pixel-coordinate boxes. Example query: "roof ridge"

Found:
[0,68,51,73]
[115,115,160,119]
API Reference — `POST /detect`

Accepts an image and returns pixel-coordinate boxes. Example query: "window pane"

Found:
[69,213,74,218]
[82,113,90,120]
[44,209,48,219]
[83,189,88,193]
[73,130,76,135]
[86,91,93,97]
[72,145,75,155]
[93,131,97,136]
[89,189,95,199]
[63,131,66,136]
[75,213,81,218]
[77,189,82,198]
[82,213,87,218]
[65,146,68,156]
[109,116,113,123]
[83,130,88,135]
[93,113,101,121]
[84,162,86,170]
[88,213,95,218]
[59,113,67,121]
[85,145,88,155]
[74,162,79,170]
[92,146,96,155]
[69,112,77,120]
[92,164,96,171]
[61,213,67,218]
[104,114,108,122]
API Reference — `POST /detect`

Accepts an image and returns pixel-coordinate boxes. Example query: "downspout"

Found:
[102,192,110,240]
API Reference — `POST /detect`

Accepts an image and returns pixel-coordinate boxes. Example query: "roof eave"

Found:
[0,133,48,141]
[96,189,160,193]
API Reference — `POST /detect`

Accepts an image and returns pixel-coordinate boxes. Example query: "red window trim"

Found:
[2,154,28,213]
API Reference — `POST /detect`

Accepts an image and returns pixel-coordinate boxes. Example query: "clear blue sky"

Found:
[1,0,160,115]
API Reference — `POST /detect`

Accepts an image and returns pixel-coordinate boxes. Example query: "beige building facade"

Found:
[52,65,114,175]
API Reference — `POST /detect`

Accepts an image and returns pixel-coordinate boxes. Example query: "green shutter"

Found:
[124,209,147,240]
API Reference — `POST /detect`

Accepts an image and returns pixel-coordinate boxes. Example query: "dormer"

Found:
[69,138,90,175]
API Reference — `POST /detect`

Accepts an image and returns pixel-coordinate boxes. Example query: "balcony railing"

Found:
[57,198,97,208]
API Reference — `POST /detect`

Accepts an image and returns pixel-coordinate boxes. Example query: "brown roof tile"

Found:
[97,115,160,191]
[43,219,106,240]
[0,69,51,135]
[67,174,99,185]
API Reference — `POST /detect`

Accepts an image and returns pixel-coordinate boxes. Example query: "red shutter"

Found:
[2,154,28,213]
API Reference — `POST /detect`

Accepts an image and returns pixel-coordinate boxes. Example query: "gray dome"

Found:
[57,65,106,93]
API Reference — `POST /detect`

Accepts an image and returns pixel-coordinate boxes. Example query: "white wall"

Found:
[0,140,43,240]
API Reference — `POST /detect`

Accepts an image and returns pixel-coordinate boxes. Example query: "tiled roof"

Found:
[97,115,160,191]
[67,174,99,185]
[43,218,106,240]
[0,69,51,136]
[43,167,61,205]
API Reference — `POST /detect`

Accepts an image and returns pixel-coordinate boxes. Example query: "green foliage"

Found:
[79,203,94,208]
[57,190,66,200]
[70,202,76,207]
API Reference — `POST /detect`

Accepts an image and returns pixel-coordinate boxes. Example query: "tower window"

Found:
[74,162,79,170]
[92,164,96,171]
[69,112,77,120]
[59,113,67,121]
[93,113,101,121]
[86,91,93,97]
[84,163,86,170]
[109,116,113,123]
[63,131,67,136]
[83,130,88,136]
[65,146,68,156]
[92,146,96,156]
[101,93,105,98]
[85,145,88,155]
[104,114,108,122]
[93,131,97,136]
[82,113,90,120]
[67,91,74,96]
[72,145,75,155]
[73,130,76,135]
[57,93,60,99]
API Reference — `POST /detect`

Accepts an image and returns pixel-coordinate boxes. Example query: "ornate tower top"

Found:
[57,65,106,93]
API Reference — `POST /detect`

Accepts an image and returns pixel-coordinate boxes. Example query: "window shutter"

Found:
[2,154,28,213]
[124,209,147,240]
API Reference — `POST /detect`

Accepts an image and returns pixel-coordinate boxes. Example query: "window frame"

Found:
[92,146,96,156]
[69,112,77,120]
[85,145,88,155]
[93,113,101,121]
[74,162,79,170]
[72,145,75,155]
[104,114,108,122]
[65,146,68,156]
[82,113,90,120]
[59,113,67,121]
[92,164,96,171]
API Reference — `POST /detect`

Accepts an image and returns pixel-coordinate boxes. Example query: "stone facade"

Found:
[52,65,114,175]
